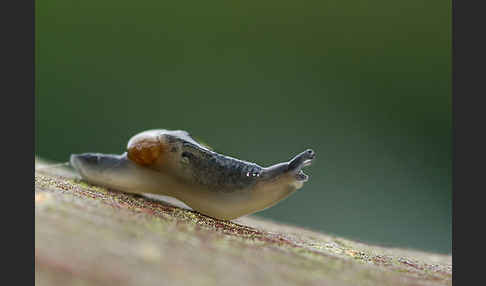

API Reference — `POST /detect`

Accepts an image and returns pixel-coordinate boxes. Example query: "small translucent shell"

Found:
[127,135,163,166]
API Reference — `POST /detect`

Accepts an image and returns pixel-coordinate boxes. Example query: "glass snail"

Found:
[70,129,316,220]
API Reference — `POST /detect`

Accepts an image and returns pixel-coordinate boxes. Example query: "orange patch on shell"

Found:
[127,138,164,166]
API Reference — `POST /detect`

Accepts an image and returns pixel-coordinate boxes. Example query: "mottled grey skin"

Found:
[70,129,316,220]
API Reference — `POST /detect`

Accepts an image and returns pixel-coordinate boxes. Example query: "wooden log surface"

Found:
[35,158,452,286]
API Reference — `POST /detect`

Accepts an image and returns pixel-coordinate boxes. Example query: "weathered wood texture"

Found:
[35,159,451,286]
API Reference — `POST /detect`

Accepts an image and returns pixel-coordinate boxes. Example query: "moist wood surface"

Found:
[35,159,452,286]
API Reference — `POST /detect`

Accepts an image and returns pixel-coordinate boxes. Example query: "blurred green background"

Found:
[35,0,451,253]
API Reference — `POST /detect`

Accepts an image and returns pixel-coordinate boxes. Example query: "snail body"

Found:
[70,129,316,220]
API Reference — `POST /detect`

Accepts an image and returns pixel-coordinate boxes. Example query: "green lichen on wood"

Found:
[35,159,451,286]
